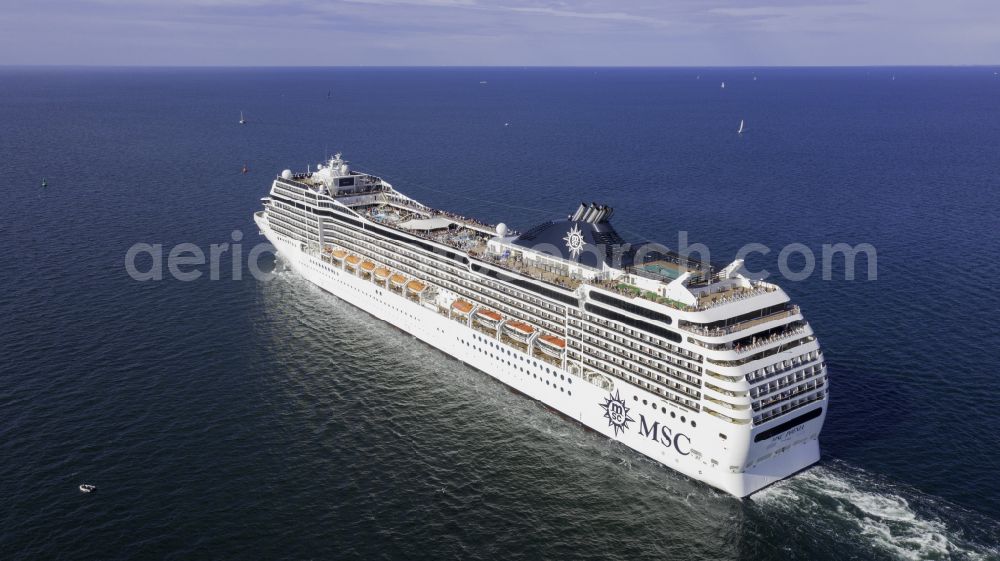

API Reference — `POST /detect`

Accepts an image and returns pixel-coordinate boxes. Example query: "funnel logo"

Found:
[600,390,634,436]
[563,224,585,259]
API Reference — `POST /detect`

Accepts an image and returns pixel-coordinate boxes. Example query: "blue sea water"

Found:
[1,67,999,560]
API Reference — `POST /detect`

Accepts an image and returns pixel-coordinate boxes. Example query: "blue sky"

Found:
[2,0,998,66]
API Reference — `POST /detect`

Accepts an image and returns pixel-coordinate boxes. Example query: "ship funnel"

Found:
[571,202,615,223]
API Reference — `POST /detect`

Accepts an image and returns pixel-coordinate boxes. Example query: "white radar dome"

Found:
[281,169,292,179]
[496,223,509,237]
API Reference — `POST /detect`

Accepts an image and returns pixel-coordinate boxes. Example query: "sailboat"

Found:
[738,119,746,134]
[41,177,47,188]
[239,111,246,125]
[721,81,726,89]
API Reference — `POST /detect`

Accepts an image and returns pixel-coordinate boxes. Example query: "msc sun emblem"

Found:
[563,224,585,259]
[600,390,634,436]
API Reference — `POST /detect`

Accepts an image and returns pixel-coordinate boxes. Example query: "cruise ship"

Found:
[254,154,828,497]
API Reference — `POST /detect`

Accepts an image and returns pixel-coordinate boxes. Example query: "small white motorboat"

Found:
[79,484,97,494]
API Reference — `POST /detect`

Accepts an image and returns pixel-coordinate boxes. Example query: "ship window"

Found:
[680,416,686,423]
[691,421,697,428]
[670,411,676,418]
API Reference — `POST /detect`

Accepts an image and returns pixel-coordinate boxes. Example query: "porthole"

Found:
[680,416,686,423]
[691,421,697,428]
[670,412,676,419]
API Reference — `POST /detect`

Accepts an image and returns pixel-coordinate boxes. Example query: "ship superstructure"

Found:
[254,154,828,497]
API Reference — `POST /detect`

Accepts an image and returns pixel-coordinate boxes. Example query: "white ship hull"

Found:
[258,217,825,497]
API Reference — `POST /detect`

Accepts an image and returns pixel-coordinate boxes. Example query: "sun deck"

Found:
[280,163,776,309]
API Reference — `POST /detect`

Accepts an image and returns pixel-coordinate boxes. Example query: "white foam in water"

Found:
[755,464,994,561]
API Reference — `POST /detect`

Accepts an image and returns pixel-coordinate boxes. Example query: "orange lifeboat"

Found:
[505,321,535,336]
[346,255,361,266]
[475,308,502,326]
[406,280,427,293]
[374,267,391,280]
[451,300,473,315]
[537,334,567,356]
[332,249,347,261]
[361,260,376,272]
[390,273,407,286]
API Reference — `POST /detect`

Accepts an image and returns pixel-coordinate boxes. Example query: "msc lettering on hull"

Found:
[637,415,691,455]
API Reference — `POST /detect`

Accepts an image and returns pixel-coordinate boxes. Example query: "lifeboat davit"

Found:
[537,334,567,356]
[451,299,473,315]
[475,308,502,327]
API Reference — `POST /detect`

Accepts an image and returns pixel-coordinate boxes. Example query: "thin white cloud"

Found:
[340,0,476,6]
[504,5,672,27]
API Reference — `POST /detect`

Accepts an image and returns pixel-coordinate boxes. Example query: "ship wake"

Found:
[753,460,1000,560]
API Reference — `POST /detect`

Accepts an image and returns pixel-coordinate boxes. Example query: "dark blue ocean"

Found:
[1,67,998,560]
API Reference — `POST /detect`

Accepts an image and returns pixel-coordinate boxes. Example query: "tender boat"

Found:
[475,308,503,327]
[406,280,427,294]
[451,299,473,315]
[504,320,535,340]
[537,334,567,357]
